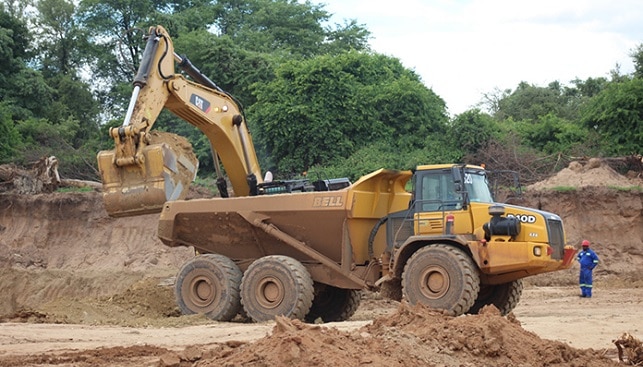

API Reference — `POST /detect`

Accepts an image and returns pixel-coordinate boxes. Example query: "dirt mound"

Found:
[528,158,642,190]
[517,159,643,286]
[0,303,620,367]
[144,303,617,367]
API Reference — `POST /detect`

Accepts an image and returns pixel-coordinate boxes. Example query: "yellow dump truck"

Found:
[98,26,575,323]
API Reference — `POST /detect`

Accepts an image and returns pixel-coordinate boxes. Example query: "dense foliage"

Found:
[249,51,448,176]
[0,0,641,184]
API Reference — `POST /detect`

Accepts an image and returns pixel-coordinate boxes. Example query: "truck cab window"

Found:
[419,172,462,212]
[463,171,494,203]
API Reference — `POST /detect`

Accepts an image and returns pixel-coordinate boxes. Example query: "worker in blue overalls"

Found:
[576,239,599,298]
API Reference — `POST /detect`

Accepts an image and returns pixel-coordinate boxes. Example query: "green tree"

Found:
[630,43,643,79]
[581,77,643,155]
[153,0,217,33]
[448,109,499,158]
[173,31,275,106]
[515,113,588,154]
[369,74,447,148]
[0,102,22,162]
[213,0,325,55]
[14,116,98,178]
[77,0,173,84]
[0,6,43,120]
[33,0,88,76]
[322,19,371,54]
[0,3,31,64]
[250,51,447,174]
[0,0,34,21]
[568,77,609,98]
[212,0,369,56]
[45,74,100,142]
[28,0,100,142]
[495,82,568,122]
[307,140,461,182]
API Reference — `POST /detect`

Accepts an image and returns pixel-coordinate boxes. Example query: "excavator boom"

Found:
[97,25,263,217]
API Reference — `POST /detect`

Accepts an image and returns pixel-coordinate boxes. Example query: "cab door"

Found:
[413,169,472,235]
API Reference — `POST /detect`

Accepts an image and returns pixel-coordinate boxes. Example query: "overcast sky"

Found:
[320,0,643,115]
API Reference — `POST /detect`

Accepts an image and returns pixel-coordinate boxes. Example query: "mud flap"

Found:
[561,245,576,268]
[98,142,197,217]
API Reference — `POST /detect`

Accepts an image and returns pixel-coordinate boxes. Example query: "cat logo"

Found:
[312,196,344,207]
[190,94,211,113]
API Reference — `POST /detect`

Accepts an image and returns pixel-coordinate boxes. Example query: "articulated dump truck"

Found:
[98,25,575,323]
[157,166,575,322]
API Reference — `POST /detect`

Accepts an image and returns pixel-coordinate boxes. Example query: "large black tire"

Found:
[174,254,242,321]
[241,255,314,322]
[402,244,480,316]
[305,283,361,323]
[467,279,523,316]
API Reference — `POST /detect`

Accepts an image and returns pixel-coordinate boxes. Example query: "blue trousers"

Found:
[579,268,593,297]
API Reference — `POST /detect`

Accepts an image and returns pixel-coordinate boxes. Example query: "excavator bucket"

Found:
[97,132,198,217]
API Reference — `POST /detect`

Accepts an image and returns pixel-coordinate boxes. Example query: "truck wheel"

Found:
[174,254,242,321]
[241,256,314,322]
[467,279,523,316]
[402,244,480,316]
[305,284,361,323]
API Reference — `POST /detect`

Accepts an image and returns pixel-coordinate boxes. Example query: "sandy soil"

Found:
[0,286,640,355]
[0,159,641,366]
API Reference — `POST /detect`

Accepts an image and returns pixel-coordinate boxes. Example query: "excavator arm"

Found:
[97,25,263,217]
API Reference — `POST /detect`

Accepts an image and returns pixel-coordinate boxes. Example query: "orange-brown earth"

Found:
[0,160,641,366]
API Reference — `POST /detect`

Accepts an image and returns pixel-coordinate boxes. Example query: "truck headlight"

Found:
[533,246,542,256]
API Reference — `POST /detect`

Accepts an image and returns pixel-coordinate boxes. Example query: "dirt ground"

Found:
[0,159,641,366]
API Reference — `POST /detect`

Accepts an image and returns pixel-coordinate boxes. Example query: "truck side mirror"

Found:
[451,166,468,210]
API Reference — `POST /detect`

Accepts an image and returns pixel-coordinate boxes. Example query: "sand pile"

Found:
[528,158,641,190]
[158,303,618,367]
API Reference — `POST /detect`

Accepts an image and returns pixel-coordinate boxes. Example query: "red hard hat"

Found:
[582,240,590,247]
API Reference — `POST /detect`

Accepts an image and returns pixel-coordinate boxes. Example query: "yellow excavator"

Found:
[97,25,269,217]
[97,25,575,323]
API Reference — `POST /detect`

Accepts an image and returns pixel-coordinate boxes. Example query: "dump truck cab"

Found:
[380,164,575,315]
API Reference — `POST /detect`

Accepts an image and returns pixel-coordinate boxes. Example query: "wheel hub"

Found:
[421,265,450,299]
[196,279,212,300]
[189,276,216,307]
[256,277,284,309]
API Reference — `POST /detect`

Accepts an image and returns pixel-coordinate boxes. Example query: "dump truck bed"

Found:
[158,169,413,287]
